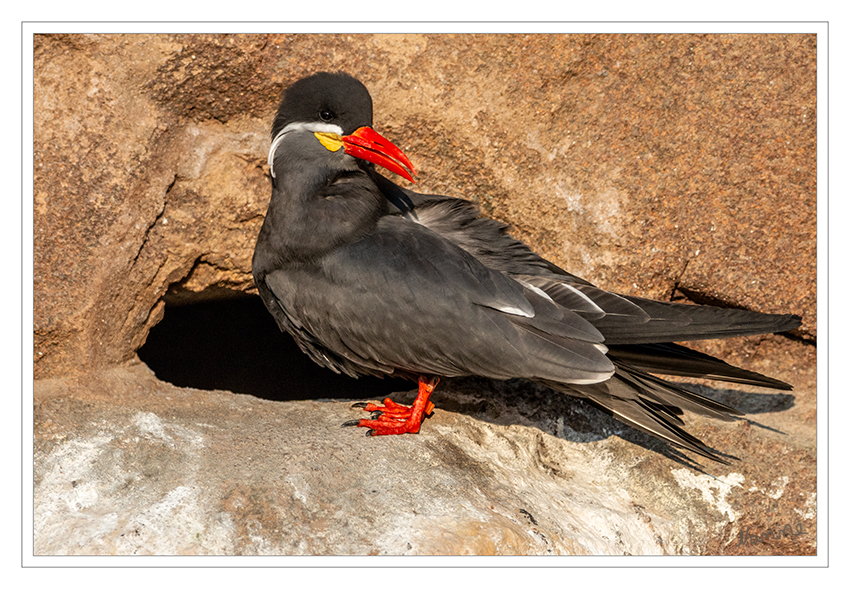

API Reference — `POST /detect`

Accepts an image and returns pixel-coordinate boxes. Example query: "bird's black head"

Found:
[268,72,416,183]
[271,72,373,139]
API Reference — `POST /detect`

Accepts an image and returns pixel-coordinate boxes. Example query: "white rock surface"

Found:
[33,362,816,555]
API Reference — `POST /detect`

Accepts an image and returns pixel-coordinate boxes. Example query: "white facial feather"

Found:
[268,121,345,178]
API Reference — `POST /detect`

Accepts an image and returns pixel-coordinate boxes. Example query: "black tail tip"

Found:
[777,314,803,333]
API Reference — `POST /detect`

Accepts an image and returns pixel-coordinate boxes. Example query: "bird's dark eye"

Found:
[319,109,334,121]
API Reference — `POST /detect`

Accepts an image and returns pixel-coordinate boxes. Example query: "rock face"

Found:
[32,33,817,555]
[34,362,816,556]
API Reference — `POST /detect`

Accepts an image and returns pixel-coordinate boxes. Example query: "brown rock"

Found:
[32,33,817,555]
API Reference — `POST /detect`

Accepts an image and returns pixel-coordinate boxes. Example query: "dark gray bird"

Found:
[252,71,801,463]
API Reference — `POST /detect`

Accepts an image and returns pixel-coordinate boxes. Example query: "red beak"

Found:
[342,127,417,183]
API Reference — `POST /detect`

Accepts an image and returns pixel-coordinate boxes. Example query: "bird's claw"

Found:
[342,377,440,436]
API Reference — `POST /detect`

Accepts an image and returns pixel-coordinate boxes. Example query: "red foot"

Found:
[350,376,439,435]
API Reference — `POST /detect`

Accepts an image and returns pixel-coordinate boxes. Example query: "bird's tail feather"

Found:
[594,296,801,344]
[607,342,793,390]
[545,370,739,464]
[545,373,735,463]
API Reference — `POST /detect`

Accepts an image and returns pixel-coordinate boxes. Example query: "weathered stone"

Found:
[34,362,815,555]
[33,33,817,555]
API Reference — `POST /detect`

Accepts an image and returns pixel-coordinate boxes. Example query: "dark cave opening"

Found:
[137,295,411,402]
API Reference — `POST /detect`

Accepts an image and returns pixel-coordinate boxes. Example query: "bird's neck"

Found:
[254,169,388,270]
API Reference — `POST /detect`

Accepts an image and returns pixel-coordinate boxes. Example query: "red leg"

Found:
[345,376,439,435]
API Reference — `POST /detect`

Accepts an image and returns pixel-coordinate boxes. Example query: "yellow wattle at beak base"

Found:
[315,132,344,152]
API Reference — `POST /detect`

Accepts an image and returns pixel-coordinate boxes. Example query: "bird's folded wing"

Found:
[264,216,614,384]
[378,178,800,344]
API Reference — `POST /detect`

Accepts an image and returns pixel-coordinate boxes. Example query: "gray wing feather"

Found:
[264,216,614,384]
